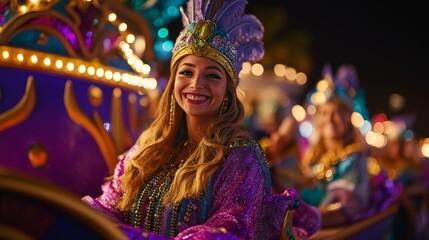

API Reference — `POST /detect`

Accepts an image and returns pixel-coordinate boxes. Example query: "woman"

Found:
[299,71,370,228]
[82,0,321,239]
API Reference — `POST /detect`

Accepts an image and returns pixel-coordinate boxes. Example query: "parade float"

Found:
[0,0,184,197]
[0,0,184,238]
[1,1,425,239]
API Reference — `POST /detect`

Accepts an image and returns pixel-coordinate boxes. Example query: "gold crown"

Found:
[171,20,237,86]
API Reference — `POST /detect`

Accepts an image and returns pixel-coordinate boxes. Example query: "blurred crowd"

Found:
[243,64,429,239]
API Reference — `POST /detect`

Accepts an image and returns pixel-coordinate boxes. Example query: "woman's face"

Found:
[315,100,352,141]
[174,55,228,120]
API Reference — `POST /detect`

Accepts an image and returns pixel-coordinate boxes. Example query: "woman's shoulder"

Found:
[229,137,263,151]
[229,137,267,157]
[213,137,272,194]
[227,137,270,169]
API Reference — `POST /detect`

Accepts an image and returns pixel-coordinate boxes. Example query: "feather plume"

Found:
[213,0,247,29]
[176,0,265,85]
[202,0,225,19]
[180,6,190,27]
[228,15,264,46]
[188,0,195,22]
[236,42,264,65]
[232,15,265,67]
[185,0,204,22]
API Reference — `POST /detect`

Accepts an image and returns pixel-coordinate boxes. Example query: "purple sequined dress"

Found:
[82,139,320,239]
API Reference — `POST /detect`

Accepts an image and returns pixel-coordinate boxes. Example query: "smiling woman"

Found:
[296,65,402,231]
[174,55,228,123]
[285,64,371,228]
[81,0,321,239]
[299,92,370,227]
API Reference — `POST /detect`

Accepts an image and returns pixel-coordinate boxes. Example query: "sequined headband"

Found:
[171,20,238,86]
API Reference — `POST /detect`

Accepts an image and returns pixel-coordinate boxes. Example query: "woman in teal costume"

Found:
[299,96,369,227]
[299,66,370,227]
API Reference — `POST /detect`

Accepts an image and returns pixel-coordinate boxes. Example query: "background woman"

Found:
[299,65,369,228]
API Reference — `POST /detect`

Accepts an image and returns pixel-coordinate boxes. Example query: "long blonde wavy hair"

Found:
[118,61,248,211]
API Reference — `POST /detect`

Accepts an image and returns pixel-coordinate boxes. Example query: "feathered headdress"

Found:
[306,63,370,120]
[171,0,264,86]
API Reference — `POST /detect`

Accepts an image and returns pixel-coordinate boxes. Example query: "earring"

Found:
[219,97,229,115]
[169,94,175,125]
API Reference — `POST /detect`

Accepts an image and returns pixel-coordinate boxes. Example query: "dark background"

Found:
[245,1,428,138]
[168,1,428,137]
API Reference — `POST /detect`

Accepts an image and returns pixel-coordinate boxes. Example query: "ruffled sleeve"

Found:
[190,140,272,239]
[81,144,139,223]
[177,139,320,240]
[82,141,321,240]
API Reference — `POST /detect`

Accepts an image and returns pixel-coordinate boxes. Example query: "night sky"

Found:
[167,2,429,137]
[246,2,429,137]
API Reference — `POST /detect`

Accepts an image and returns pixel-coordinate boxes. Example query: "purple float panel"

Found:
[0,66,151,197]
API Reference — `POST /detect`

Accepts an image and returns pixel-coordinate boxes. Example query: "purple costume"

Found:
[82,139,321,239]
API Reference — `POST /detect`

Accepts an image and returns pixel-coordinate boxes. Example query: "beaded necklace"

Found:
[304,143,362,182]
[126,142,198,236]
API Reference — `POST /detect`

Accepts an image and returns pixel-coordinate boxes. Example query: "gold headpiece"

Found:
[170,0,264,87]
[171,20,237,86]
